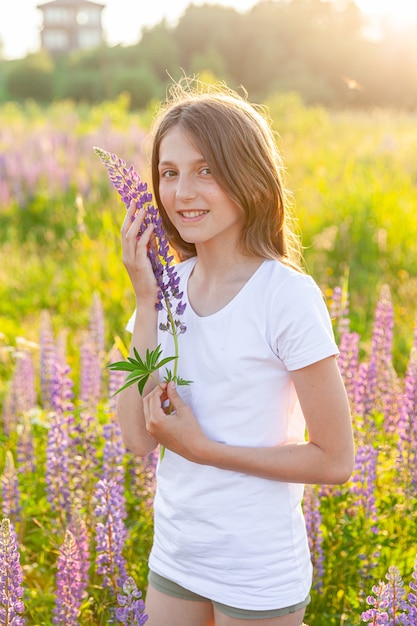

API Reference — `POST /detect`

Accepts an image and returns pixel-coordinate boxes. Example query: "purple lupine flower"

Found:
[79,334,101,409]
[45,408,72,517]
[39,310,57,409]
[362,285,394,422]
[93,147,186,335]
[45,355,77,517]
[303,486,324,590]
[50,358,74,415]
[408,555,417,623]
[0,518,25,626]
[338,331,360,412]
[68,513,90,596]
[89,292,105,357]
[354,360,369,425]
[102,421,126,488]
[1,350,37,436]
[329,284,350,336]
[116,576,148,625]
[53,530,84,625]
[108,348,126,415]
[16,415,35,476]
[1,452,22,523]
[397,325,417,493]
[350,444,378,534]
[0,113,147,205]
[127,450,158,510]
[94,478,128,592]
[66,409,100,512]
[362,566,411,625]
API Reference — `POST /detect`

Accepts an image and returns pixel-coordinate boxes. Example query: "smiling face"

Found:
[157,126,245,252]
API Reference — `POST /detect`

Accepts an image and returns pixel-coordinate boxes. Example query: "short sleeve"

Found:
[270,274,338,371]
[125,310,136,333]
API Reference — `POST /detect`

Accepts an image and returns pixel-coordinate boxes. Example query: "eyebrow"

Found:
[158,157,208,168]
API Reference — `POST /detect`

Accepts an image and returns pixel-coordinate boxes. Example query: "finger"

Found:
[166,382,186,411]
[121,202,145,236]
[145,383,167,413]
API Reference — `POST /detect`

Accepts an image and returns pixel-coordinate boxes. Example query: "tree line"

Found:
[1,0,416,109]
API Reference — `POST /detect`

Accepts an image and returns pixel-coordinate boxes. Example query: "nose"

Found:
[175,173,197,201]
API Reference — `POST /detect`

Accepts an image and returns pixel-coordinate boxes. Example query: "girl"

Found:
[117,82,354,626]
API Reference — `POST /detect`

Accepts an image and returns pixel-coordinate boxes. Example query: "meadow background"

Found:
[0,87,417,624]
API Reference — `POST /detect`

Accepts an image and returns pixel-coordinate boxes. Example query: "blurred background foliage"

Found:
[0,0,416,110]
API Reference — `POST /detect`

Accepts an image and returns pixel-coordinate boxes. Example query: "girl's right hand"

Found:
[120,201,159,303]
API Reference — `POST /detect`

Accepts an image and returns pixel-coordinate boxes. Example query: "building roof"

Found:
[37,0,105,9]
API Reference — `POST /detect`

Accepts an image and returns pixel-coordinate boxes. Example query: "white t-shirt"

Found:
[127,257,338,611]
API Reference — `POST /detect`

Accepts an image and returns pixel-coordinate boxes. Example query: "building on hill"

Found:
[37,0,106,55]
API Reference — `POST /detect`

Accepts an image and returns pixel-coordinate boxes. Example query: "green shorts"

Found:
[148,570,310,620]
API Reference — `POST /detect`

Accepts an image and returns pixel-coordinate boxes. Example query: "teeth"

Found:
[180,210,208,218]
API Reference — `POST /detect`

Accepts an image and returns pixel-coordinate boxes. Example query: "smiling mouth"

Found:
[179,210,208,218]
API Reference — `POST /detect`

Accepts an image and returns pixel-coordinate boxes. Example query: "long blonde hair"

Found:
[151,80,303,270]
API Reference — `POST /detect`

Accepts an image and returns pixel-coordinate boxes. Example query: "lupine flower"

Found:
[329,283,350,336]
[397,325,417,492]
[16,415,35,476]
[362,285,394,422]
[303,486,324,590]
[89,292,105,357]
[0,518,25,626]
[53,530,84,625]
[68,512,90,595]
[45,408,72,517]
[50,358,74,415]
[95,148,190,458]
[128,450,158,510]
[39,310,57,409]
[1,350,37,435]
[408,555,417,623]
[94,478,128,592]
[45,352,78,516]
[351,444,378,533]
[93,147,186,336]
[102,421,126,489]
[116,576,148,625]
[1,452,22,523]
[66,409,100,512]
[45,359,74,517]
[79,333,101,408]
[108,348,127,415]
[362,565,413,625]
[338,331,360,412]
[0,110,147,206]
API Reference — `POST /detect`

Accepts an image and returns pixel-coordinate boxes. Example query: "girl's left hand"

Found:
[143,381,208,462]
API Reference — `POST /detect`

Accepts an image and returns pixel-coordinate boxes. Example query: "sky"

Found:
[0,0,417,60]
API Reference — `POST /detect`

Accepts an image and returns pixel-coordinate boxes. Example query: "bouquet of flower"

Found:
[94,147,191,396]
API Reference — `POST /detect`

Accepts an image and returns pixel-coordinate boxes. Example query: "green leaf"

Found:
[175,376,193,386]
[107,360,138,372]
[156,355,178,369]
[137,376,149,395]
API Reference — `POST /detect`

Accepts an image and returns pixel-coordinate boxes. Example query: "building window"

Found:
[43,30,70,50]
[76,8,101,26]
[78,29,101,49]
[44,7,73,25]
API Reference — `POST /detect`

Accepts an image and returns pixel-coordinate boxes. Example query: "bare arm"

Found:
[116,202,160,457]
[143,356,355,485]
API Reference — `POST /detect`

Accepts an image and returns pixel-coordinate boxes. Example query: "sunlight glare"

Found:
[355,0,417,18]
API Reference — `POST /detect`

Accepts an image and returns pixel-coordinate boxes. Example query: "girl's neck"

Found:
[188,246,264,317]
[193,243,263,283]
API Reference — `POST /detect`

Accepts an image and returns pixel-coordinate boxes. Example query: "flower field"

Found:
[0,94,416,625]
